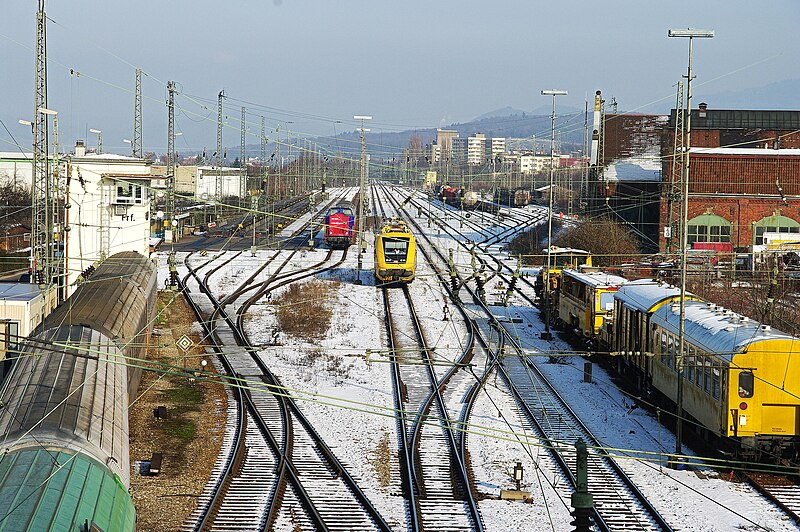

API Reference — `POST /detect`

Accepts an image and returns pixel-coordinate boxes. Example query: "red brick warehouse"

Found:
[660,105,800,252]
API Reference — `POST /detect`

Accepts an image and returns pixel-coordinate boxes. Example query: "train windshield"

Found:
[383,237,409,263]
[329,208,353,216]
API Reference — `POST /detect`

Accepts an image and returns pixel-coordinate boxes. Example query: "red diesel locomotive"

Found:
[324,200,355,249]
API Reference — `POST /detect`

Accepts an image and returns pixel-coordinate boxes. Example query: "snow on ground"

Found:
[167,185,799,531]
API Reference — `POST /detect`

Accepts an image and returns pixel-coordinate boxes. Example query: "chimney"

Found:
[698,102,708,118]
[75,140,86,157]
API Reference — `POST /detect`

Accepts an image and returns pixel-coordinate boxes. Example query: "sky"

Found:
[2,0,800,156]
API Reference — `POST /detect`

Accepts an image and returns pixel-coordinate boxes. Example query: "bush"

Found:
[275,281,337,340]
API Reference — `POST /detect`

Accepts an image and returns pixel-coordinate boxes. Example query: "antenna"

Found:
[133,68,143,158]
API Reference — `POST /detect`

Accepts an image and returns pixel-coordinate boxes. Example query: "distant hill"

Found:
[638,78,800,114]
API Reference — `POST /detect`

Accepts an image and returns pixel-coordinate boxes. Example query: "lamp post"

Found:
[354,115,372,283]
[668,27,714,459]
[122,138,133,156]
[89,128,102,154]
[540,89,567,341]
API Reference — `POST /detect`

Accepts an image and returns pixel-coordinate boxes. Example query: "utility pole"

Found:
[215,90,224,219]
[354,115,371,283]
[31,0,54,288]
[540,90,567,341]
[669,27,714,460]
[133,68,143,158]
[240,106,247,209]
[166,81,176,244]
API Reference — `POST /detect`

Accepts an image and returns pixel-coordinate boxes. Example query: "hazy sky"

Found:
[2,0,799,155]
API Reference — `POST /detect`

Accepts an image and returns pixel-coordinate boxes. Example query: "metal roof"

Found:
[0,282,45,302]
[614,278,692,313]
[562,269,627,289]
[650,300,797,361]
[669,108,800,130]
[0,448,135,531]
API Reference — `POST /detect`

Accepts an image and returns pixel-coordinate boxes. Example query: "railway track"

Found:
[178,195,391,531]
[744,472,800,525]
[373,185,485,532]
[381,183,674,532]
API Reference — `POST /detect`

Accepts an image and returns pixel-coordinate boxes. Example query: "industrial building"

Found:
[658,106,800,252]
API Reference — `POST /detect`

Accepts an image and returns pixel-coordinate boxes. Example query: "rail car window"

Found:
[383,237,409,263]
[667,336,674,370]
[695,353,703,387]
[660,333,668,365]
[687,348,695,382]
[712,366,721,400]
[599,292,614,312]
[703,359,712,394]
[738,372,754,398]
[329,208,353,216]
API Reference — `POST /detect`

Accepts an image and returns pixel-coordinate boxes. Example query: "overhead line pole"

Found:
[354,115,372,284]
[133,68,143,158]
[668,27,714,459]
[540,90,567,342]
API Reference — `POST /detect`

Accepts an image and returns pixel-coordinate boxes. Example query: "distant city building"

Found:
[487,137,506,160]
[435,129,458,163]
[452,133,494,166]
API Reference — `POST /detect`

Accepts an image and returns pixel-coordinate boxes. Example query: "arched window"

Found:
[687,214,731,244]
[753,214,800,245]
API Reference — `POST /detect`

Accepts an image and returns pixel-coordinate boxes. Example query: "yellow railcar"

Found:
[558,269,627,342]
[534,246,592,300]
[374,218,416,285]
[650,301,800,461]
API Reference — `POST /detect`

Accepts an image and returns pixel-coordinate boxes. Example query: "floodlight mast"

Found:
[668,26,714,460]
[540,89,567,341]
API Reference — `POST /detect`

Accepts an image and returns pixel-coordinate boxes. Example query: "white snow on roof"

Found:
[690,147,800,156]
[605,154,662,182]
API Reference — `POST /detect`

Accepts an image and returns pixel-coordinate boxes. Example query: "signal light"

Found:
[739,402,748,410]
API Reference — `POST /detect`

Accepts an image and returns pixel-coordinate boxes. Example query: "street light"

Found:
[89,128,102,154]
[668,27,714,460]
[540,89,567,341]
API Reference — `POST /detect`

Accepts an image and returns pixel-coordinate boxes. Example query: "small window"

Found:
[712,367,721,400]
[687,348,695,383]
[703,360,712,393]
[660,333,668,364]
[667,336,674,369]
[738,371,754,398]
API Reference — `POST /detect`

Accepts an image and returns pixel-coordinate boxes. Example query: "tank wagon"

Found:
[0,251,156,531]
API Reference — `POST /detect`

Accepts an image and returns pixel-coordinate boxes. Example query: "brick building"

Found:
[659,106,800,252]
[588,113,668,252]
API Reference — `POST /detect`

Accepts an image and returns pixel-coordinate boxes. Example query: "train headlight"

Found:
[739,402,748,410]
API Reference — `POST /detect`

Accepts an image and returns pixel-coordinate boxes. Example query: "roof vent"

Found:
[742,316,750,322]
[724,326,734,332]
[761,324,771,333]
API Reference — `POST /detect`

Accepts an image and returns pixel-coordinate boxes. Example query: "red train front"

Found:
[324,200,355,249]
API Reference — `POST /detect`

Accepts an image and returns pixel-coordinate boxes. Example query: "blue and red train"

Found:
[324,200,355,249]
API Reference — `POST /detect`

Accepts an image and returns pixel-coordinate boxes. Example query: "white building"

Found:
[517,154,554,174]
[196,166,244,200]
[452,133,488,166]
[64,144,154,295]
[487,137,506,160]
